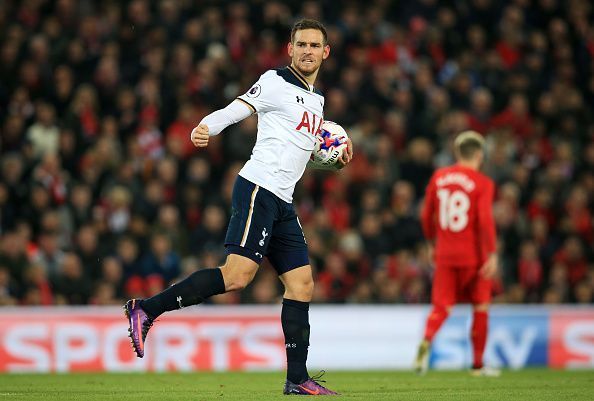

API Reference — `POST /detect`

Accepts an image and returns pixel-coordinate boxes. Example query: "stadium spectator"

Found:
[26,101,60,158]
[140,232,181,288]
[0,266,19,305]
[52,252,91,305]
[0,0,592,308]
[317,252,356,303]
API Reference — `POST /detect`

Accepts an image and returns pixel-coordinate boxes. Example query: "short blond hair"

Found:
[454,130,485,160]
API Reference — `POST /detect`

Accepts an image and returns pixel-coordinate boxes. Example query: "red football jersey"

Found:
[421,164,497,268]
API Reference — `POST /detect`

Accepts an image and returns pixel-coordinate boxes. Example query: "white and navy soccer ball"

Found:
[310,121,349,169]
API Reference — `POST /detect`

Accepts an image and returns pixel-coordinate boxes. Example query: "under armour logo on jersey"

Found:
[296,96,304,104]
[259,228,269,246]
[177,296,183,308]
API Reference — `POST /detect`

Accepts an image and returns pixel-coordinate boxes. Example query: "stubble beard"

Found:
[294,60,319,77]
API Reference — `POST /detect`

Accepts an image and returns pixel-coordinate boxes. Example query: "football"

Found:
[310,121,349,169]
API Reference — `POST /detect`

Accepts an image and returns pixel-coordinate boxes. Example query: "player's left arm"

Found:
[420,178,437,267]
[420,175,437,242]
[335,138,353,169]
[478,179,498,278]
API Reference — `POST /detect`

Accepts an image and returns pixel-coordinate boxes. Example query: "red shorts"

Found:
[431,264,492,307]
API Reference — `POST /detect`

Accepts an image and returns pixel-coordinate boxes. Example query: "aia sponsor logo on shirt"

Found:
[295,111,323,135]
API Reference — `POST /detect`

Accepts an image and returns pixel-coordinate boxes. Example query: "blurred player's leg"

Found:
[471,307,488,369]
[415,305,449,375]
[469,274,499,376]
[423,305,450,343]
[416,264,455,374]
[425,266,456,341]
[469,304,500,377]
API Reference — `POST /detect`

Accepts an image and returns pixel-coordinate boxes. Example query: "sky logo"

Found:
[430,309,549,369]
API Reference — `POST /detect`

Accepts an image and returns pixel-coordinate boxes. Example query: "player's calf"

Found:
[471,307,489,370]
[423,305,450,343]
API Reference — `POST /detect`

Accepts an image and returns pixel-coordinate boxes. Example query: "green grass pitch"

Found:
[1,370,593,400]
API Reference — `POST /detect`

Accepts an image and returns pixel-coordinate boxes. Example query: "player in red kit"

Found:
[415,131,500,377]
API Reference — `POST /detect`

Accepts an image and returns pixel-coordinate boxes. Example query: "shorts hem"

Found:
[225,244,263,265]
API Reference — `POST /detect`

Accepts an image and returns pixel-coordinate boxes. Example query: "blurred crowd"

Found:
[1,0,593,307]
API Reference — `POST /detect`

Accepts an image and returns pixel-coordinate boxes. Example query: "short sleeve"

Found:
[236,71,280,114]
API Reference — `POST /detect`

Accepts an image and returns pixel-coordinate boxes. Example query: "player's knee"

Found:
[220,261,257,292]
[221,268,253,291]
[301,277,314,299]
[284,276,314,301]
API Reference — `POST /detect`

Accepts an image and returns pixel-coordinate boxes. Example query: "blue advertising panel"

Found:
[430,307,549,369]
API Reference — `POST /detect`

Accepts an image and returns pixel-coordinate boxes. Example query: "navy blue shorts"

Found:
[225,175,309,275]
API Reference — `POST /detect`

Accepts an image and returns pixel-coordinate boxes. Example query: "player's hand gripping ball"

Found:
[310,121,349,169]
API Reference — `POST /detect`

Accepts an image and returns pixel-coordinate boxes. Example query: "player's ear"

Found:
[287,42,294,57]
[323,44,330,60]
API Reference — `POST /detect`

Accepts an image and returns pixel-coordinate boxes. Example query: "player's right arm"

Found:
[190,100,253,148]
[190,71,279,148]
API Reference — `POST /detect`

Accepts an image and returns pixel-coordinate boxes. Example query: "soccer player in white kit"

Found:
[124,19,352,396]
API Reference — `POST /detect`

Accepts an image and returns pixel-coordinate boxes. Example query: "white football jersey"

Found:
[236,66,325,202]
